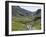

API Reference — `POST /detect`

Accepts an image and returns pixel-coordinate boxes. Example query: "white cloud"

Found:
[20,6,41,12]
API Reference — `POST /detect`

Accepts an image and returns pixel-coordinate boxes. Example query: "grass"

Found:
[33,19,41,30]
[12,16,41,31]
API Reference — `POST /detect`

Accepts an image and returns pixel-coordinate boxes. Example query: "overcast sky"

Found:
[20,6,41,12]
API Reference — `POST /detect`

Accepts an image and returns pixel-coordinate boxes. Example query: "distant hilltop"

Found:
[12,6,41,17]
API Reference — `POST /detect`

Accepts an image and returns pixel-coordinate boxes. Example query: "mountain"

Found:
[33,9,41,17]
[12,6,41,17]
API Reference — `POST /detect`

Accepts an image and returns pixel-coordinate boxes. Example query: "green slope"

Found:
[12,16,41,31]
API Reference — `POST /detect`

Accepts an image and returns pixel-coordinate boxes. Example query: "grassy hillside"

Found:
[12,16,41,31]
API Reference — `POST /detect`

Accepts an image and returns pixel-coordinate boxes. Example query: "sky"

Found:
[20,6,41,12]
[12,3,42,12]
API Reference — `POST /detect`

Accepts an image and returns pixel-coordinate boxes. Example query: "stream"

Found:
[26,24,36,30]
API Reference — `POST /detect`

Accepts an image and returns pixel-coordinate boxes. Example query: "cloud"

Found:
[20,6,41,12]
